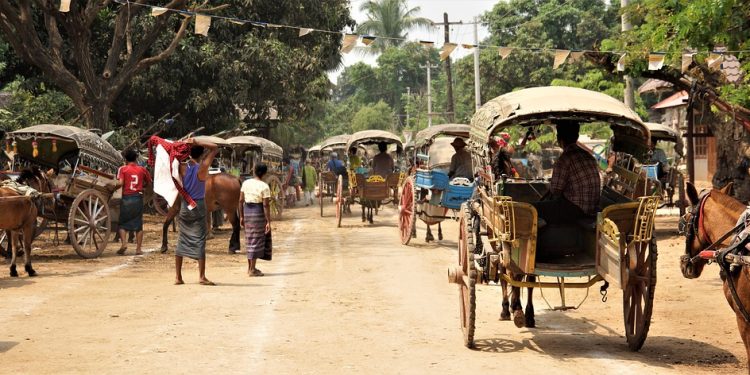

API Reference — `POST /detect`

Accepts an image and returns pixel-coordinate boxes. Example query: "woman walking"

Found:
[175,138,217,286]
[240,163,272,277]
[301,159,317,206]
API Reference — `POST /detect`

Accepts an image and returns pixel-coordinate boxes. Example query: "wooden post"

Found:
[686,95,695,184]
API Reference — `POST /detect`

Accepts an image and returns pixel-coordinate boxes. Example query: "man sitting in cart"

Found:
[533,121,600,225]
[326,151,348,188]
[372,142,394,177]
[348,147,362,170]
[448,137,473,181]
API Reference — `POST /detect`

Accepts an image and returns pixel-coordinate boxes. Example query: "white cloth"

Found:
[241,178,271,204]
[152,143,183,207]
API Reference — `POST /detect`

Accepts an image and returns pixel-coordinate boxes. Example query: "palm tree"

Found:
[356,0,432,54]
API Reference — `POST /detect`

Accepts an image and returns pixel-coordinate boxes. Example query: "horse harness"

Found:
[681,191,750,322]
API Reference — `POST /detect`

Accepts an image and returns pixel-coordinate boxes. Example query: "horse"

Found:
[491,149,537,327]
[0,167,52,276]
[679,182,750,366]
[160,172,241,253]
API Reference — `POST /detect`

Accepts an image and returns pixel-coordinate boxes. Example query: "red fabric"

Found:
[118,163,152,196]
[550,143,601,215]
[147,136,197,209]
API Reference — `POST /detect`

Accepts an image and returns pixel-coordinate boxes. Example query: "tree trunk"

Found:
[85,101,112,131]
[712,112,750,202]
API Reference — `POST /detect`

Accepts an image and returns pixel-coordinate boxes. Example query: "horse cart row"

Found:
[0,125,290,262]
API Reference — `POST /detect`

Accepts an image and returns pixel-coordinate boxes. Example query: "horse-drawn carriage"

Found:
[226,135,285,220]
[317,134,350,217]
[331,130,403,227]
[398,123,474,245]
[449,87,660,350]
[643,122,685,215]
[6,124,123,258]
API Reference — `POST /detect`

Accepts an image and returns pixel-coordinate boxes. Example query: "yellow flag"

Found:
[553,50,570,69]
[299,28,313,37]
[498,47,513,59]
[59,0,71,12]
[440,43,457,61]
[361,36,376,46]
[195,14,211,36]
[707,53,724,70]
[681,53,695,73]
[151,7,168,16]
[648,53,665,70]
[461,44,475,50]
[616,53,626,72]
[569,51,584,62]
[341,34,358,54]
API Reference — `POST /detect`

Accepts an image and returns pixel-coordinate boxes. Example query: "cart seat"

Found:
[575,215,597,231]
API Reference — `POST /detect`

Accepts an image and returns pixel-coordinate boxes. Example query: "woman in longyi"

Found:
[240,163,273,277]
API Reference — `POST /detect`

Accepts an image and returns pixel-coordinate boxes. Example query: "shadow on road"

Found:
[0,341,18,353]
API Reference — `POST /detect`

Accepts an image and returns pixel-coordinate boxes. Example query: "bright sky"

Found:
[328,0,499,83]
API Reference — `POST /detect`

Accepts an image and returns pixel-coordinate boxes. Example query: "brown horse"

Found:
[491,149,537,327]
[680,182,750,367]
[160,172,241,253]
[0,167,51,276]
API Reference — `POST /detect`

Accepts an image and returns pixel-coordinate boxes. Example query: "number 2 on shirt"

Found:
[129,175,139,192]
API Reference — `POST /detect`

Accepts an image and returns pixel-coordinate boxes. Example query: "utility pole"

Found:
[419,62,439,127]
[432,13,462,122]
[405,86,410,129]
[621,0,635,109]
[473,17,482,110]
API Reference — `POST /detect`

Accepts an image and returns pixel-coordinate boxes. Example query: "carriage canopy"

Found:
[415,123,471,147]
[192,135,232,148]
[226,135,283,159]
[308,144,322,153]
[320,134,350,151]
[10,124,123,173]
[346,130,403,151]
[470,86,649,149]
[645,122,684,157]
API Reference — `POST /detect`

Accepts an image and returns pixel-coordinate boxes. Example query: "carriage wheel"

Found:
[457,203,477,348]
[68,189,111,259]
[623,237,657,351]
[152,194,170,216]
[399,177,416,245]
[318,172,324,217]
[336,175,343,228]
[267,176,284,220]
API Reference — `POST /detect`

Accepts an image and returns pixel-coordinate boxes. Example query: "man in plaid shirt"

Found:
[534,121,601,224]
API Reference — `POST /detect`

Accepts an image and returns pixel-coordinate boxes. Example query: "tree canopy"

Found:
[356,0,431,54]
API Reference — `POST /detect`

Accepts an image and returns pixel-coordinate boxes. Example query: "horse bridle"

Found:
[680,191,750,322]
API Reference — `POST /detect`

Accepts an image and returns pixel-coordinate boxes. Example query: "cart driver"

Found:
[448,137,473,181]
[533,121,600,226]
[348,147,362,170]
[372,142,394,177]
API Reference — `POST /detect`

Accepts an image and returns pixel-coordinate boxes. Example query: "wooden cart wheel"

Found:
[623,236,657,351]
[69,189,111,259]
[336,175,343,228]
[458,202,477,348]
[318,172,324,217]
[267,175,284,220]
[152,194,170,216]
[399,177,416,245]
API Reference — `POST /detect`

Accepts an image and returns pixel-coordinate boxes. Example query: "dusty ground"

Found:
[0,202,746,374]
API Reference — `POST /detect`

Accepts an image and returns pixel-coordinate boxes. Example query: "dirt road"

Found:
[0,205,746,374]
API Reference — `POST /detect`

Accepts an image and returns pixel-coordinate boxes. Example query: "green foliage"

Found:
[0,79,73,130]
[356,0,432,53]
[351,100,394,132]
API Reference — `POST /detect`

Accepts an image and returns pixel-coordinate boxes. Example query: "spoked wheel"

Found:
[152,194,170,216]
[336,175,343,228]
[267,175,284,221]
[399,177,417,245]
[69,189,111,259]
[455,202,477,348]
[318,172,324,217]
[623,236,657,351]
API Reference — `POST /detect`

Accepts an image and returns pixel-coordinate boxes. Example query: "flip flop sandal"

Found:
[116,247,127,255]
[174,280,185,285]
[199,280,216,286]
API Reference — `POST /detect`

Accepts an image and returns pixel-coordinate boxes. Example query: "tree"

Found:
[351,100,394,132]
[0,1,198,130]
[356,0,431,54]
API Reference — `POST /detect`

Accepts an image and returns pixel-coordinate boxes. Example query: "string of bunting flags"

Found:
[64,0,749,73]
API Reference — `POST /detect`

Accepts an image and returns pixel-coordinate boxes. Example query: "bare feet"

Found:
[116,246,127,255]
[174,279,185,285]
[248,269,264,277]
[199,278,215,286]
[135,250,143,256]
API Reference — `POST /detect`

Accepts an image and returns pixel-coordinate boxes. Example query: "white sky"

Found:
[328,0,499,82]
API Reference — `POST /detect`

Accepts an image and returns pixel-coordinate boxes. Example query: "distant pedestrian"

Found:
[117,149,152,256]
[301,159,317,206]
[175,138,218,286]
[240,163,272,277]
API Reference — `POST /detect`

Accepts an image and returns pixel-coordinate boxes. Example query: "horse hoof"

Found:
[525,318,535,328]
[500,311,511,321]
[26,267,37,277]
[513,310,525,328]
[438,234,444,241]
[10,265,18,278]
[160,247,168,254]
